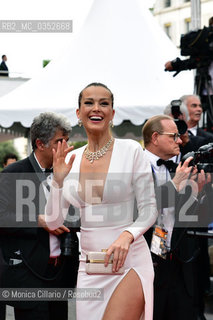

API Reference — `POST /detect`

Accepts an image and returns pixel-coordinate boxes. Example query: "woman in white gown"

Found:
[45,83,157,320]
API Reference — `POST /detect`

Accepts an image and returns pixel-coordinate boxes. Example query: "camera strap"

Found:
[20,252,66,282]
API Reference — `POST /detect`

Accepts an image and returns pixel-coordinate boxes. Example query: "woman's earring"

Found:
[78,119,83,127]
[109,120,114,128]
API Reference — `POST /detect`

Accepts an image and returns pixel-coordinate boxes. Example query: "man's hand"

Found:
[165,61,173,71]
[38,214,70,236]
[172,157,197,191]
[195,170,211,193]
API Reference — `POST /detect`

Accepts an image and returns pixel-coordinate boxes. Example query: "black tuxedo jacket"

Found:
[0,156,49,264]
[197,127,213,143]
[0,61,8,76]
[0,154,79,309]
[180,135,207,158]
[145,167,201,297]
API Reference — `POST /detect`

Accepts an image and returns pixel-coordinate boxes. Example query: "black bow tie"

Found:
[156,159,176,172]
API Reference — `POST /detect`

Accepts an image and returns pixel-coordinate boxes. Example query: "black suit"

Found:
[191,127,213,317]
[145,164,201,320]
[0,61,8,76]
[187,127,213,317]
[180,135,207,158]
[0,154,79,320]
[196,127,213,143]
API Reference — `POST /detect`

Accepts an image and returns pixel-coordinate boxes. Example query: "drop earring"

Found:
[109,120,114,128]
[78,119,83,127]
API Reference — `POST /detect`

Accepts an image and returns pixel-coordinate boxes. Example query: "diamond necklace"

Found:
[84,137,114,163]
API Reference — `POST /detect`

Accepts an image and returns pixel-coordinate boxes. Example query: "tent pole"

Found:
[191,0,201,30]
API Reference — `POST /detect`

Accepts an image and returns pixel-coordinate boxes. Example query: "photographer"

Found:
[180,95,213,143]
[165,17,213,80]
[0,112,79,320]
[165,18,213,133]
[143,114,211,320]
[164,100,213,318]
[164,99,207,158]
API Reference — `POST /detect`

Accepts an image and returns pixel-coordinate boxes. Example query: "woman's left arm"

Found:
[104,144,157,272]
[125,146,158,239]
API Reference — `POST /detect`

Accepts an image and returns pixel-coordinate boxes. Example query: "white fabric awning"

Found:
[0,0,194,129]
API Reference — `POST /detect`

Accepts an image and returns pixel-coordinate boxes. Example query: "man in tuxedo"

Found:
[179,95,213,319]
[0,55,9,76]
[181,94,213,142]
[0,112,79,320]
[143,114,208,320]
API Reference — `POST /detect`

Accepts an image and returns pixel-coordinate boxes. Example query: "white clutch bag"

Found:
[86,251,125,275]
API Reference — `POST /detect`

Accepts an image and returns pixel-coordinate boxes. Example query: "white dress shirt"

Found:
[144,149,175,249]
[188,126,197,136]
[33,153,61,257]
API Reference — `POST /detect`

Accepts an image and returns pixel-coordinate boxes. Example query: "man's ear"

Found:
[152,132,159,145]
[35,139,45,151]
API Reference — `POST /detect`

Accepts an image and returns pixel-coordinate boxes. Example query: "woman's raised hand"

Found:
[52,139,76,188]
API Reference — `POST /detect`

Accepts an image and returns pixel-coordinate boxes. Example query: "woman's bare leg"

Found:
[102,269,144,320]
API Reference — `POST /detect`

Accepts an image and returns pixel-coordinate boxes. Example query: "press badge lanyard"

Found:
[151,165,169,226]
[151,165,169,259]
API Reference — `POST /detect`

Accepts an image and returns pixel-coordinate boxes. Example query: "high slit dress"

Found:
[46,139,157,320]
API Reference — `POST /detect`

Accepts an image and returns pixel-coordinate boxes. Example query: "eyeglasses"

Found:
[158,132,181,142]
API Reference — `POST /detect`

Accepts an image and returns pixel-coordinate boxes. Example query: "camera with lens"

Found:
[171,99,188,135]
[180,26,213,58]
[171,99,182,118]
[60,228,79,258]
[167,26,213,76]
[181,142,213,172]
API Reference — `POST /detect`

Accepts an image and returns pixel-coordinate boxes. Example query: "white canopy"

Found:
[0,0,193,130]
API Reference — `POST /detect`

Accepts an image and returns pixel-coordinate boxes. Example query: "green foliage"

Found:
[43,60,51,68]
[0,141,19,171]
[70,141,87,150]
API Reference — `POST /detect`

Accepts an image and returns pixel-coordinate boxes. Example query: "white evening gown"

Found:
[46,139,157,320]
